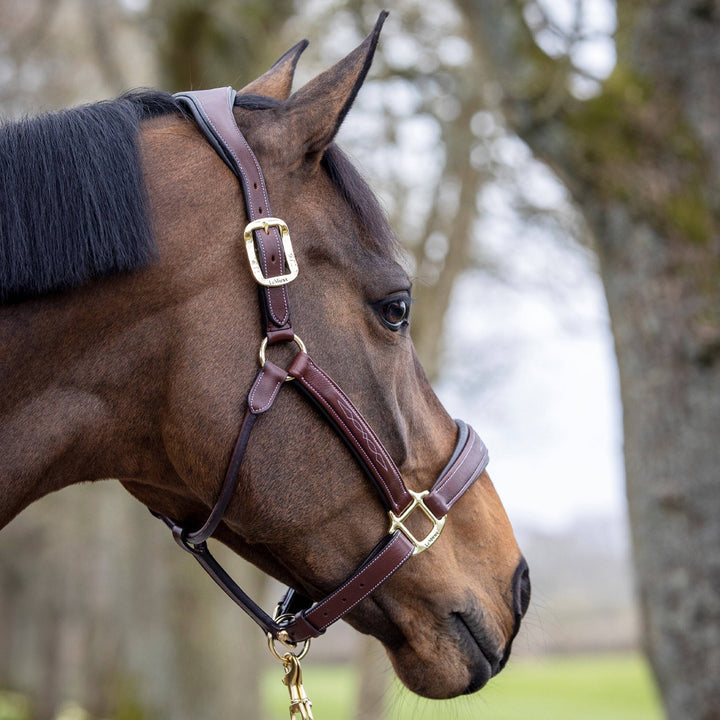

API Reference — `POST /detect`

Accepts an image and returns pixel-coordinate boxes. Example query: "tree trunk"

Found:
[456,1,720,717]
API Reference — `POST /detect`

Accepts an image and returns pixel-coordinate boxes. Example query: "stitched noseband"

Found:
[152,87,490,643]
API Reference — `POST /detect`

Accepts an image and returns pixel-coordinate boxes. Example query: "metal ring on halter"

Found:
[267,615,311,661]
[258,335,306,382]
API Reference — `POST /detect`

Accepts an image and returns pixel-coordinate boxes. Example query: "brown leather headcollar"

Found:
[152,87,490,644]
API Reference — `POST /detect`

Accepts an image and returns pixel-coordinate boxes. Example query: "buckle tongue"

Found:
[388,489,446,555]
[244,217,299,287]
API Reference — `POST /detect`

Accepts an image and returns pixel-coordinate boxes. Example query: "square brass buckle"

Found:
[388,489,446,555]
[244,217,299,287]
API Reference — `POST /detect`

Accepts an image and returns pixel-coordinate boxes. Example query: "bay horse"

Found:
[0,14,529,701]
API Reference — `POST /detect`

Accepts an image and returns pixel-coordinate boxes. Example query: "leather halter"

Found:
[153,87,490,644]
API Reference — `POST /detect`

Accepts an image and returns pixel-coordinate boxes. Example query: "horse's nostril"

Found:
[513,557,531,621]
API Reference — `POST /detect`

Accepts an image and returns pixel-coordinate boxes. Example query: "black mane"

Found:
[0,90,183,304]
[0,88,396,304]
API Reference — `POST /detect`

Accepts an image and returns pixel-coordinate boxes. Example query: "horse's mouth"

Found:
[355,592,511,699]
[451,611,503,692]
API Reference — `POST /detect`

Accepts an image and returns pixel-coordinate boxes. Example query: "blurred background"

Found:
[1,1,718,719]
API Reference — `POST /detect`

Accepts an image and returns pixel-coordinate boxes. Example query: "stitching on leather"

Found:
[336,395,390,472]
[431,435,489,511]
[432,434,475,496]
[309,536,414,630]
[248,369,282,414]
[257,232,290,326]
[217,97,290,326]
[308,358,403,485]
[297,370,398,507]
[298,357,406,507]
[193,90,290,325]
[299,374,394,502]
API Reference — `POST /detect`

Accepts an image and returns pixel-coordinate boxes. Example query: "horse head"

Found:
[131,16,529,698]
[0,14,529,702]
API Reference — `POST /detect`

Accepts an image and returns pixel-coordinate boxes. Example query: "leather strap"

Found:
[160,361,287,546]
[175,88,292,342]
[288,351,413,514]
[424,423,489,517]
[153,86,491,644]
[288,531,415,640]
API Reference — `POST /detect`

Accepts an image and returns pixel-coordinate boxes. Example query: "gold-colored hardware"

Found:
[268,618,314,719]
[244,217,299,287]
[282,653,314,720]
[258,335,306,382]
[388,489,446,555]
[267,619,311,662]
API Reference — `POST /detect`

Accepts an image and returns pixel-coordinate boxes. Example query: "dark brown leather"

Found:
[175,88,292,341]
[248,360,287,414]
[424,427,489,518]
[296,532,415,638]
[182,362,289,545]
[184,409,257,545]
[155,86,492,645]
[288,351,413,515]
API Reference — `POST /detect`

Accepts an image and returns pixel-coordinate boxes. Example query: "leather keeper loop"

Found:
[248,361,287,414]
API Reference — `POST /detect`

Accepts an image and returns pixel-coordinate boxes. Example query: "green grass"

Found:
[264,653,665,720]
[0,692,31,720]
[3,653,665,720]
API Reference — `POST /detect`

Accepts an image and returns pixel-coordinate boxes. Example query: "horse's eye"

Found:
[378,295,411,331]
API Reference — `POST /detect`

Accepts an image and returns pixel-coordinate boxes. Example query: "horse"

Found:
[0,13,529,701]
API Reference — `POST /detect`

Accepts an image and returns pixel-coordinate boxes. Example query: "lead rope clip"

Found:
[281,652,314,720]
[268,613,314,719]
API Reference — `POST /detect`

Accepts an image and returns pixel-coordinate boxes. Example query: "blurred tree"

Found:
[455,0,720,717]
[0,0,157,113]
[148,0,294,92]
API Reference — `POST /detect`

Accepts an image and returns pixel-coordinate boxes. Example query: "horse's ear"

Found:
[282,11,388,158]
[238,39,309,101]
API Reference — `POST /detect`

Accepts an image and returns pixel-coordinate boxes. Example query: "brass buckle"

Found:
[244,217,299,287]
[388,489,446,555]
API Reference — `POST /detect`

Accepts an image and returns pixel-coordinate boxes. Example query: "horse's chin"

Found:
[348,596,509,699]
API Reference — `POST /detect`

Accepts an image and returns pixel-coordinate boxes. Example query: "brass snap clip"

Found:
[268,615,314,719]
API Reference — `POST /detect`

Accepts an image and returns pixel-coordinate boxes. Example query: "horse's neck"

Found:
[0,287,172,530]
[0,118,253,531]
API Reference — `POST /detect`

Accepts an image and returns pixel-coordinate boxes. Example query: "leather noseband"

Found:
[152,87,490,644]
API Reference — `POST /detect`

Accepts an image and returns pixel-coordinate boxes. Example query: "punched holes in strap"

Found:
[174,87,292,335]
